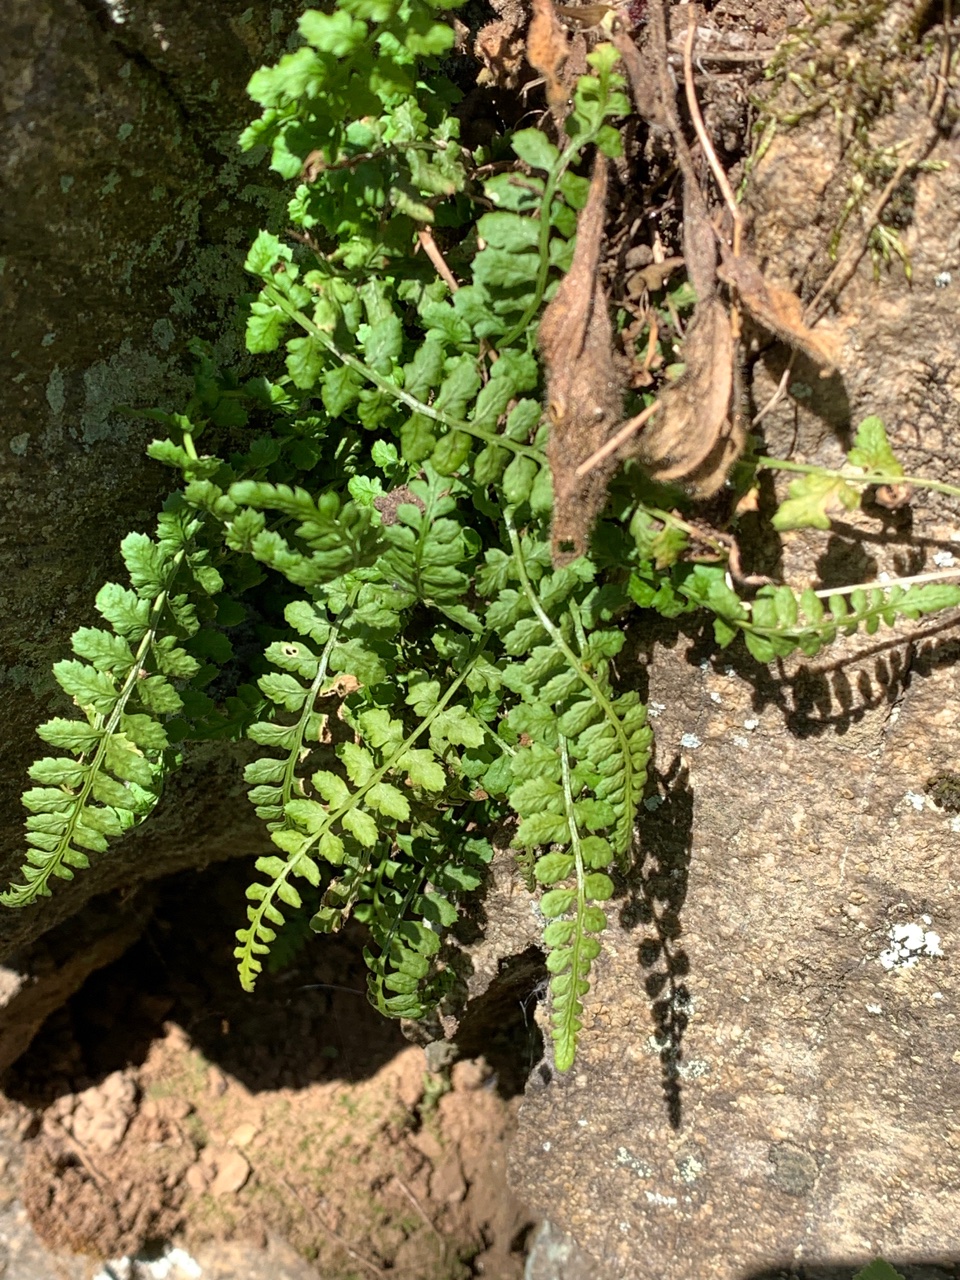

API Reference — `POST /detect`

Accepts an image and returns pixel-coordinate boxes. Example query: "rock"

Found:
[184,1163,210,1196]
[207,1148,250,1198]
[0,0,304,1058]
[69,1071,138,1154]
[429,1155,467,1206]
[524,1220,597,1280]
[508,617,960,1276]
[189,1235,321,1280]
[228,1122,257,1149]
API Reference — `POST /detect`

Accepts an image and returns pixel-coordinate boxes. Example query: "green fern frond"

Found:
[235,630,490,992]
[679,565,960,662]
[5,513,221,905]
[494,516,652,1066]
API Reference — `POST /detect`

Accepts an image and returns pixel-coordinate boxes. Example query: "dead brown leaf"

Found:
[539,156,626,565]
[526,0,571,107]
[718,251,841,374]
[635,296,739,498]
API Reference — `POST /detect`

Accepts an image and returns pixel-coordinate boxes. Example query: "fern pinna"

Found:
[7,1,960,1071]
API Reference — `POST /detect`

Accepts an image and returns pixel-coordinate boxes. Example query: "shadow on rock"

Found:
[619,754,694,1130]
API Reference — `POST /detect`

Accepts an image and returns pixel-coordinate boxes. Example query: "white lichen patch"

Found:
[648,701,666,719]
[878,922,943,970]
[933,549,957,567]
[675,1154,705,1183]
[680,732,702,749]
[903,791,927,811]
[677,1058,711,1080]
[644,1190,678,1207]
[615,1146,653,1178]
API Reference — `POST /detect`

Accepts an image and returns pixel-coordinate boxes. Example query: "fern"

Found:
[495,516,652,1067]
[8,4,960,1076]
[759,415,960,529]
[5,506,225,904]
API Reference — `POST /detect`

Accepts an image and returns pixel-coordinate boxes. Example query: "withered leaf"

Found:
[539,157,626,565]
[526,0,571,108]
[635,296,739,498]
[717,251,841,374]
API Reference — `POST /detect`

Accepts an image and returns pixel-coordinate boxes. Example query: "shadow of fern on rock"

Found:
[618,755,694,1130]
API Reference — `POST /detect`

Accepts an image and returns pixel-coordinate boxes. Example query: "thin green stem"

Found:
[278,627,339,814]
[499,137,584,349]
[555,733,586,1072]
[261,283,545,463]
[812,567,960,599]
[756,455,960,501]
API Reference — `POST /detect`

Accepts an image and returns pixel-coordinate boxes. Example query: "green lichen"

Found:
[45,366,65,416]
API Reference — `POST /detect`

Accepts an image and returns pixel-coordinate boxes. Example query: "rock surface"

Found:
[507,12,960,1271]
[0,0,302,1051]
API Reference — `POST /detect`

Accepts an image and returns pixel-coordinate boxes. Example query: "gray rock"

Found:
[0,0,300,1058]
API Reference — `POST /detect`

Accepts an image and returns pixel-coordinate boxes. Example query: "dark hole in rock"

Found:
[5,859,546,1106]
[4,859,408,1106]
[452,946,546,1099]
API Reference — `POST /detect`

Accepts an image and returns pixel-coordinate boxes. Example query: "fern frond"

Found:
[496,516,652,1067]
[682,565,960,661]
[226,483,382,586]
[235,631,490,992]
[5,513,221,906]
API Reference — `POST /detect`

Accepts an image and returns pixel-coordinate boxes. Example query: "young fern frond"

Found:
[736,580,960,662]
[5,510,223,905]
[664,564,960,662]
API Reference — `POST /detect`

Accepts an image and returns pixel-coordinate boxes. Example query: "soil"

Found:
[0,862,538,1278]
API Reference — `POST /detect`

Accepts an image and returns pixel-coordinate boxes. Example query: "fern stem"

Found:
[278,626,340,817]
[755,455,960,501]
[260,283,544,462]
[499,136,585,350]
[555,733,587,1071]
[811,566,960,598]
[504,512,635,856]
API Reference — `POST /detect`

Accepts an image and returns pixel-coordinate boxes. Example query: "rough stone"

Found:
[505,15,960,1275]
[0,0,301,1053]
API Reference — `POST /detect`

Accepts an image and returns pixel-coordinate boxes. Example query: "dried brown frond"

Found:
[539,157,627,564]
